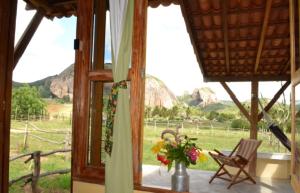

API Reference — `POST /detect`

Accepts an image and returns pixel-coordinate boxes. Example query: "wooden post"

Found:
[0,1,17,193]
[31,151,41,193]
[64,131,71,161]
[249,80,259,176]
[23,121,29,150]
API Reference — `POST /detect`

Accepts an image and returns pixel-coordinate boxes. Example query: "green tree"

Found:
[144,106,152,119]
[185,107,191,119]
[12,85,46,119]
[168,105,179,120]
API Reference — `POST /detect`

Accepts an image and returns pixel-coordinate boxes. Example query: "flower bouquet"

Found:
[151,127,207,171]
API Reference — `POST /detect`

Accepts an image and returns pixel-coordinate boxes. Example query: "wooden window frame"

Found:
[0,1,17,193]
[72,0,145,185]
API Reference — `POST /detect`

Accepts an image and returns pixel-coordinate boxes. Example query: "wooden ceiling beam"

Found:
[202,46,290,52]
[194,20,289,31]
[198,34,288,43]
[205,74,290,82]
[258,80,290,121]
[254,0,273,73]
[220,82,251,122]
[190,4,288,16]
[222,0,230,73]
[280,60,290,74]
[13,11,44,70]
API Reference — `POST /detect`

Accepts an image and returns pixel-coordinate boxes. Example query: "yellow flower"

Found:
[198,152,208,162]
[151,140,164,154]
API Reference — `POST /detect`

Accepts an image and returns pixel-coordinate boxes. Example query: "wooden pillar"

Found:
[13,11,44,69]
[131,0,148,185]
[249,80,259,176]
[0,0,17,193]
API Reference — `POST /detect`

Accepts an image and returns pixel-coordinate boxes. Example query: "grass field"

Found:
[9,118,289,192]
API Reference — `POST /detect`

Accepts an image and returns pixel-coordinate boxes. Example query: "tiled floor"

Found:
[142,165,294,193]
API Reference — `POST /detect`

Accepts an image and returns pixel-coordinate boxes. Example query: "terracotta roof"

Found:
[23,0,178,18]
[24,0,76,18]
[180,0,294,81]
[148,0,179,8]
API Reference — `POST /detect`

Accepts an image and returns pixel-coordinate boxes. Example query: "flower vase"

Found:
[171,162,189,192]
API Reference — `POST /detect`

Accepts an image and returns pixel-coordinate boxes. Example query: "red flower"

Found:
[157,154,170,165]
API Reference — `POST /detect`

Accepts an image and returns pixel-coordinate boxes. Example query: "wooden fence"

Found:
[11,121,71,151]
[9,149,71,193]
[144,120,289,153]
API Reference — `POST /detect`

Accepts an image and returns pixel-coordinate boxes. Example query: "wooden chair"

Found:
[208,138,262,189]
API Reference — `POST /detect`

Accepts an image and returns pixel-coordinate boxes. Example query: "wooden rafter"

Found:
[220,82,251,122]
[13,11,43,69]
[254,0,273,73]
[258,81,290,121]
[222,0,230,73]
[280,60,290,74]
[205,74,290,82]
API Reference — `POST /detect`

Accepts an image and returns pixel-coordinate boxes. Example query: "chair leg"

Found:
[209,164,224,183]
[241,167,256,184]
[227,168,243,189]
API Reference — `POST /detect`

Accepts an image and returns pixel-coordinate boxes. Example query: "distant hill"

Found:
[13,75,57,98]
[200,100,236,113]
[13,65,178,108]
[178,87,218,107]
[144,75,178,108]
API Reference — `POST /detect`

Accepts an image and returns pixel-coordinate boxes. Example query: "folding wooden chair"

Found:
[208,138,262,189]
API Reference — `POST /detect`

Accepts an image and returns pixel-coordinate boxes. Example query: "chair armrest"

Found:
[213,149,224,156]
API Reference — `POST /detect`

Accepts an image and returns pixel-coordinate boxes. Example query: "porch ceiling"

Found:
[180,0,294,82]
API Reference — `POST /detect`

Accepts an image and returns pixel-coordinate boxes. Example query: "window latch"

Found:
[74,39,80,50]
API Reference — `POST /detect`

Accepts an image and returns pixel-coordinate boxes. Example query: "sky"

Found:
[13,2,291,102]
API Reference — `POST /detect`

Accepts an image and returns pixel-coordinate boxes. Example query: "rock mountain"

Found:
[14,64,218,108]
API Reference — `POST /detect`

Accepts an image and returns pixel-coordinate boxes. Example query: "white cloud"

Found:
[13,1,76,83]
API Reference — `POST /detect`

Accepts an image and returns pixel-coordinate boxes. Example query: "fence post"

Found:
[154,120,157,131]
[31,151,41,193]
[64,131,71,161]
[23,121,29,150]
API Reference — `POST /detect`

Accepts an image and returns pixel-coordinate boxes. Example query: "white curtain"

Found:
[105,0,134,193]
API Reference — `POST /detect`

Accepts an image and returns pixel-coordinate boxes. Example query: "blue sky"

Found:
[13,2,291,102]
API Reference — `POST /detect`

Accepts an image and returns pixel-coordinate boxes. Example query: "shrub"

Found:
[231,119,250,130]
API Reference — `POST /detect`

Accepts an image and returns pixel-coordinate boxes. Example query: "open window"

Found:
[72,0,145,186]
[72,0,109,182]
